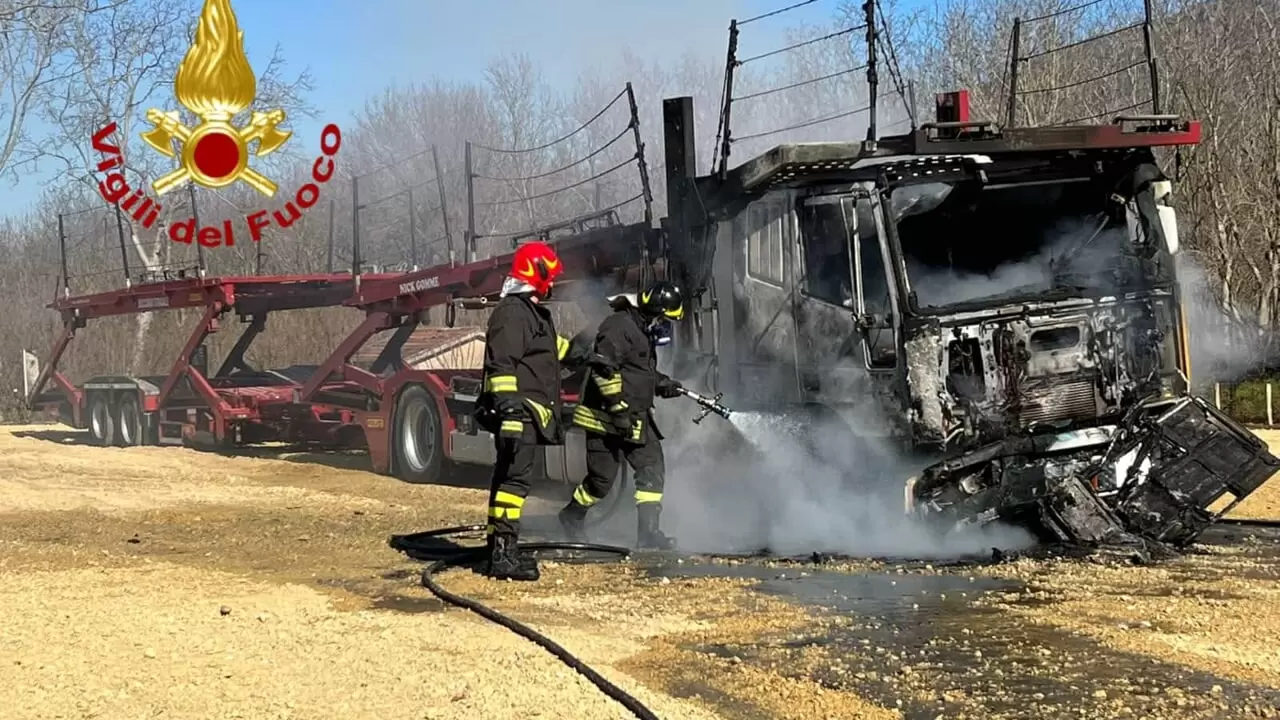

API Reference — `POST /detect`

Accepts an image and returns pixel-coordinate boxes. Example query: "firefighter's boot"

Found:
[484,531,540,581]
[558,500,589,543]
[636,503,676,550]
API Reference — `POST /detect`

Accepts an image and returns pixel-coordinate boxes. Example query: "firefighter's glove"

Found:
[562,330,594,368]
[588,353,619,377]
[607,401,634,435]
[655,377,684,399]
[494,395,526,419]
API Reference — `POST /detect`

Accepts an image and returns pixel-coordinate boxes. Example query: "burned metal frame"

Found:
[1005,0,1162,128]
[713,0,887,177]
[462,82,654,267]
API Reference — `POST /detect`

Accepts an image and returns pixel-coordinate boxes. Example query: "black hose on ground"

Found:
[389,525,661,720]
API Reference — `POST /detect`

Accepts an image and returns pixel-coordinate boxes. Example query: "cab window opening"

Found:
[891,177,1141,311]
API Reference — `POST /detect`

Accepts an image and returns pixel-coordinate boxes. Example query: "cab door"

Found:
[792,193,861,404]
[851,190,899,373]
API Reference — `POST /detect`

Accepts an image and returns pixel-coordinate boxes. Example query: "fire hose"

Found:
[388,527,661,720]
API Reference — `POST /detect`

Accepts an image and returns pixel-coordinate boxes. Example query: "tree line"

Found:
[0,0,1271,419]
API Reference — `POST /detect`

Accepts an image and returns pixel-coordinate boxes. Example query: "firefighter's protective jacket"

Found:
[572,302,673,440]
[480,293,572,443]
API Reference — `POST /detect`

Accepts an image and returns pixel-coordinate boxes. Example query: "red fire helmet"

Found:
[509,240,563,296]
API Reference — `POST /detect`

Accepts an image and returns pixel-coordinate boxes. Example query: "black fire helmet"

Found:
[638,281,685,321]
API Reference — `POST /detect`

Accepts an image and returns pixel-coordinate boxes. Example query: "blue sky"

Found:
[1,0,846,218]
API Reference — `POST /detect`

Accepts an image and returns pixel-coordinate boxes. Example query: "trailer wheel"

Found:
[117,394,143,447]
[393,384,443,484]
[87,395,115,447]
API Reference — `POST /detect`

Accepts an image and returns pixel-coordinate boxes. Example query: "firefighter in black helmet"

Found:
[558,280,687,550]
[475,240,572,582]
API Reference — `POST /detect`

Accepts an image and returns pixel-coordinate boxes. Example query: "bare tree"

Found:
[26,0,312,371]
[0,0,127,181]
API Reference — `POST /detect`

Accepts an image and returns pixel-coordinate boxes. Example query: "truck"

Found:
[26,1,1279,551]
[657,88,1279,551]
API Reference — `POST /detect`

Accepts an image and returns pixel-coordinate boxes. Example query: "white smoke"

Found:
[653,377,1037,561]
[904,216,1127,310]
[1176,255,1269,384]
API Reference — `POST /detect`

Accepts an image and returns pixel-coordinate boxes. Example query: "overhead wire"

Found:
[1022,0,1110,25]
[1016,59,1145,96]
[736,24,866,66]
[733,65,867,102]
[739,0,821,25]
[472,124,634,182]
[474,155,635,207]
[471,87,628,155]
[874,0,914,127]
[733,94,889,142]
[1009,0,1159,124]
[1021,21,1143,61]
[356,145,436,180]
[358,174,439,210]
[476,192,644,240]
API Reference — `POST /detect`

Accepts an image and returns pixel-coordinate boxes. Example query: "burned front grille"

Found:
[1019,379,1098,425]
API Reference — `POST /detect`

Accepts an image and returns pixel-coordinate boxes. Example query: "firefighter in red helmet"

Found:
[476,240,572,581]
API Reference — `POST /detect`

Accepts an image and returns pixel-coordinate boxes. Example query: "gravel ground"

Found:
[0,425,896,720]
[3,422,1280,720]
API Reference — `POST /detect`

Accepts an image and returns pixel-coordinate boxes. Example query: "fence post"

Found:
[1268,383,1274,427]
[1214,382,1221,409]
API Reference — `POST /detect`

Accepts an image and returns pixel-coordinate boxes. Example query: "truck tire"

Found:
[393,384,443,484]
[117,394,143,447]
[87,394,115,447]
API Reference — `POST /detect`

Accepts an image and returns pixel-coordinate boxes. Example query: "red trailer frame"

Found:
[288,219,657,483]
[25,216,656,485]
[26,272,401,449]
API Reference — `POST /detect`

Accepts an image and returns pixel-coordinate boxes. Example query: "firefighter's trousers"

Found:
[570,429,666,510]
[487,426,537,537]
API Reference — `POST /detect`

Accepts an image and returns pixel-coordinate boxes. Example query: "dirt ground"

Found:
[2,424,1280,720]
[0,425,896,720]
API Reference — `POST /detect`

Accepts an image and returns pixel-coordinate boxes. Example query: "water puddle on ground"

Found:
[649,556,1280,719]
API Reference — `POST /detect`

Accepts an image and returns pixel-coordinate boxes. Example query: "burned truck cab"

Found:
[662,91,1280,551]
[662,91,1196,451]
[889,142,1190,452]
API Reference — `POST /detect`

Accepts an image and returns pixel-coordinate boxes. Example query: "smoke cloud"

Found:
[1176,256,1269,384]
[649,367,1037,561]
[903,215,1129,310]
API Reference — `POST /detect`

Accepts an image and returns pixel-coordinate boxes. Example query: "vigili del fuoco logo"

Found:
[90,0,342,248]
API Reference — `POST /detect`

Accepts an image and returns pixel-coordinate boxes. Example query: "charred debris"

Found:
[909,395,1280,563]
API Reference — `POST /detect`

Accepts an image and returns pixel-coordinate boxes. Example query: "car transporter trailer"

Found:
[24,212,656,486]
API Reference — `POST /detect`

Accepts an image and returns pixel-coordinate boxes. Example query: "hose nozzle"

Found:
[677,387,733,424]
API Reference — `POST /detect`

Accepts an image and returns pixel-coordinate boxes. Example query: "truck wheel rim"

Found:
[401,401,435,473]
[91,402,107,438]
[120,404,136,445]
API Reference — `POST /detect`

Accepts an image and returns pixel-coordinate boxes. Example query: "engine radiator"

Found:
[1019,379,1098,425]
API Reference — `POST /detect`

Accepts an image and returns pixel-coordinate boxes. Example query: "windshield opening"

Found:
[892,178,1138,310]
